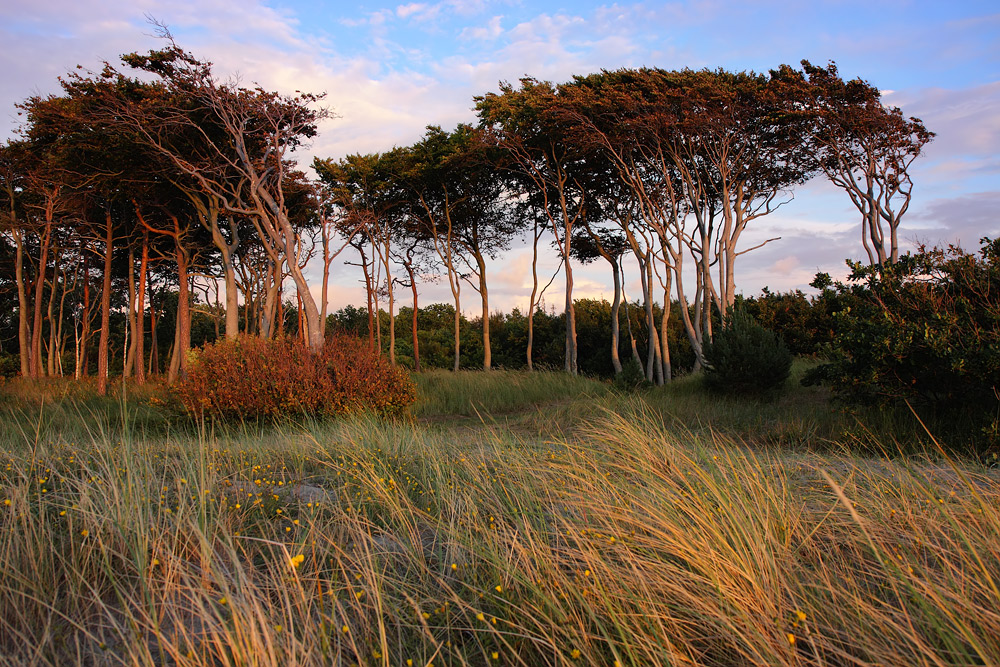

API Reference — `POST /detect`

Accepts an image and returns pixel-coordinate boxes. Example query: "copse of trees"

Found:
[1,29,941,401]
[804,239,1000,447]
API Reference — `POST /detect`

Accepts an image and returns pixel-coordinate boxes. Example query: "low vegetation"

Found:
[702,307,793,396]
[1,370,998,666]
[175,334,416,422]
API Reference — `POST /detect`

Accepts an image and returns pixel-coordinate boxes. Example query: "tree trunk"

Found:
[609,255,622,375]
[124,247,137,378]
[56,263,71,377]
[527,222,541,372]
[660,278,673,383]
[12,227,30,377]
[96,211,113,396]
[407,264,420,372]
[135,235,148,384]
[646,257,663,386]
[167,221,191,384]
[78,262,91,379]
[45,254,59,377]
[564,259,577,375]
[30,213,53,378]
[474,252,491,370]
[384,238,395,365]
[148,289,158,377]
[222,250,239,339]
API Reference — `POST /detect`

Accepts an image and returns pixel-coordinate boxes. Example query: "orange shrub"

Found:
[175,334,415,421]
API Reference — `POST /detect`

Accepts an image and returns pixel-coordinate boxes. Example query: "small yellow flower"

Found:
[342,624,349,633]
[570,649,581,659]
[451,563,458,571]
[219,597,227,605]
[476,613,485,621]
[495,585,503,593]
[787,633,795,645]
[491,651,499,660]
[290,554,305,568]
[80,529,89,538]
[796,610,807,622]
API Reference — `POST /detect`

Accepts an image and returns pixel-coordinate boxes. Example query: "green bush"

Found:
[175,334,415,421]
[613,357,652,392]
[805,240,1000,448]
[702,307,792,395]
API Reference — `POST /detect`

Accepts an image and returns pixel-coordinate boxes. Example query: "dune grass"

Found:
[1,372,998,665]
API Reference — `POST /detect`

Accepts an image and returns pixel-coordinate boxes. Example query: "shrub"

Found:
[805,240,1000,448]
[614,357,652,392]
[702,307,792,396]
[175,334,415,421]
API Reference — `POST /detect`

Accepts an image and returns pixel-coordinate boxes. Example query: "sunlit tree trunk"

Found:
[96,210,113,395]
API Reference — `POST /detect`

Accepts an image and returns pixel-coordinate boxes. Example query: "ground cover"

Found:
[0,370,997,666]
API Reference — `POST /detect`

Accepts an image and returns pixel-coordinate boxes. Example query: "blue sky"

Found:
[2,0,998,312]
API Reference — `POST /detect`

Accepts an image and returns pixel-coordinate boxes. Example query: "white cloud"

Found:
[397,3,429,19]
[459,15,504,42]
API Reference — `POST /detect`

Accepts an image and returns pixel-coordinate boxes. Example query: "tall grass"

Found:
[1,385,998,665]
[411,369,608,418]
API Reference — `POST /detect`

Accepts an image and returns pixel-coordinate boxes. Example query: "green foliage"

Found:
[807,240,1000,447]
[175,334,415,421]
[739,288,836,355]
[702,307,792,396]
[0,353,19,379]
[613,357,651,392]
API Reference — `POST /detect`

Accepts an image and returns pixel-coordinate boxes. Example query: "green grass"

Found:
[1,370,998,665]
[411,369,610,418]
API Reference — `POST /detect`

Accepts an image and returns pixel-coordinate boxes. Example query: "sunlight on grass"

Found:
[1,374,998,665]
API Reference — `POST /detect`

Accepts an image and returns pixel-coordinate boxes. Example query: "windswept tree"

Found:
[0,141,35,377]
[315,152,401,360]
[391,125,515,371]
[477,80,590,374]
[800,60,934,267]
[557,67,816,367]
[70,33,330,352]
[384,126,510,371]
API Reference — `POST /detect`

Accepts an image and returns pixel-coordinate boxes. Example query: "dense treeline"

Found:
[0,27,937,395]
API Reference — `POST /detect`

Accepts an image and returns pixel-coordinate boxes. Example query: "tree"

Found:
[314,152,400,361]
[801,61,934,267]
[557,67,816,370]
[477,79,589,375]
[78,33,330,353]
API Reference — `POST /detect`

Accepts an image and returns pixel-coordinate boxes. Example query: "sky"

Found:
[2,0,999,315]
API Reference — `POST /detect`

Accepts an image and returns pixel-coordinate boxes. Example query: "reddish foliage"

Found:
[175,334,415,421]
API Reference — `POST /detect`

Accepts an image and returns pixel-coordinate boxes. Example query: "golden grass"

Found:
[1,390,998,666]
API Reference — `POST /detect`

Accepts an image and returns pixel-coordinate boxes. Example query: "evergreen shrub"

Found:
[613,357,652,391]
[175,334,415,421]
[804,240,1000,449]
[702,307,792,395]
